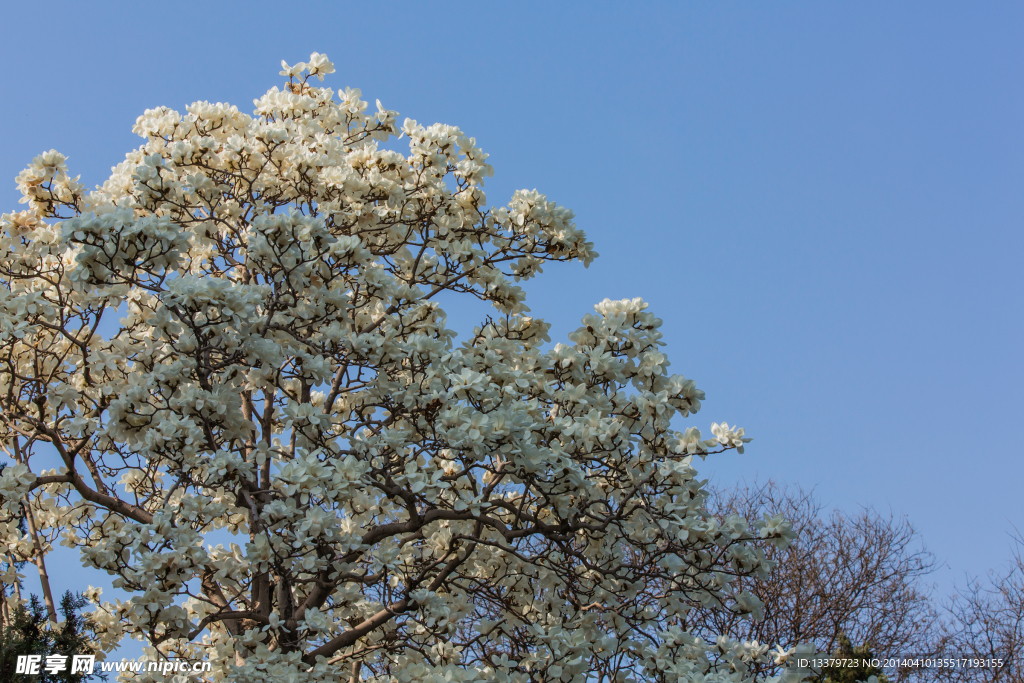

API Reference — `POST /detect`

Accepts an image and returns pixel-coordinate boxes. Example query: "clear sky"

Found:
[1,0,1021,626]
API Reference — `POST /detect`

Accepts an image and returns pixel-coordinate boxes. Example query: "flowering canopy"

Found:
[0,54,806,683]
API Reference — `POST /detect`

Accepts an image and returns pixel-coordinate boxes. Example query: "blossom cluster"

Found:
[0,54,809,683]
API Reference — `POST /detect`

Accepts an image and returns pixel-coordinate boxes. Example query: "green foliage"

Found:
[814,634,889,683]
[0,591,104,682]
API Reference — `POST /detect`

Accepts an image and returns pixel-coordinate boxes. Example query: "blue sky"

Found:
[1,0,1021,630]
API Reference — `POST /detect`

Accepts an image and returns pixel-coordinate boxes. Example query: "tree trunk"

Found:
[23,500,57,626]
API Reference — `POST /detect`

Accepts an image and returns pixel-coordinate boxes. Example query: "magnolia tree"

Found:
[0,54,808,683]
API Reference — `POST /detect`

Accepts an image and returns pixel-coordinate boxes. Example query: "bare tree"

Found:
[932,536,1024,683]
[689,480,938,680]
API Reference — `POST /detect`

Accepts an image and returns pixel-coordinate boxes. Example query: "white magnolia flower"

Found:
[0,53,799,683]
